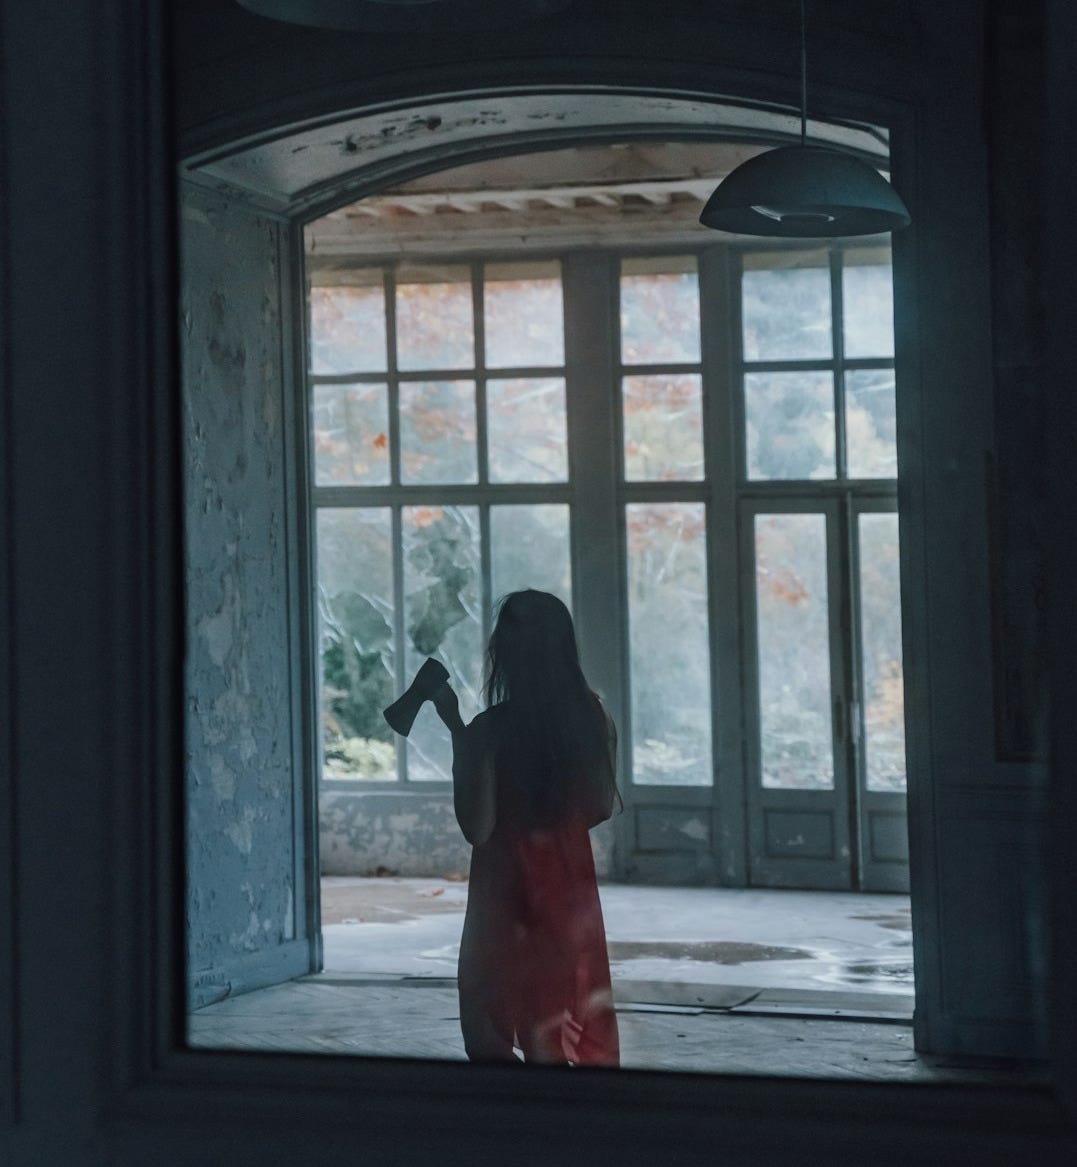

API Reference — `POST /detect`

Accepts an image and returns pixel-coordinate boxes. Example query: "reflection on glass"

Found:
[484,261,564,368]
[742,252,831,361]
[755,514,833,789]
[745,371,835,480]
[402,505,482,781]
[490,504,571,608]
[843,252,895,358]
[312,383,390,486]
[487,378,568,483]
[620,257,701,364]
[623,374,704,481]
[399,380,477,484]
[845,369,897,479]
[626,503,712,785]
[859,514,907,792]
[396,266,474,371]
[317,508,396,781]
[309,284,387,375]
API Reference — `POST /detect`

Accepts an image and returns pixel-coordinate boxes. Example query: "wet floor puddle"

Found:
[851,913,912,931]
[823,960,914,985]
[607,940,813,964]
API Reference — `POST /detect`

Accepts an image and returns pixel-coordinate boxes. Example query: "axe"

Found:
[382,657,450,737]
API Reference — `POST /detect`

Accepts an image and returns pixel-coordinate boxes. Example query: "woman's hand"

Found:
[431,681,465,734]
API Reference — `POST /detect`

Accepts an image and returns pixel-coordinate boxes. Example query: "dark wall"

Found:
[2,1,1076,1164]
[173,0,923,156]
[1045,0,1077,1121]
[175,0,1052,1059]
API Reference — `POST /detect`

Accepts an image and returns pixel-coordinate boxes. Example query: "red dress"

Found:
[457,736,620,1066]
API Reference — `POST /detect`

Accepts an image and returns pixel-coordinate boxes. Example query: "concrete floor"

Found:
[189,879,1041,1083]
[319,878,915,1014]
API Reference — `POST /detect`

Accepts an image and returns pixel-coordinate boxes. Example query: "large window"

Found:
[310,262,571,784]
[619,257,712,786]
[307,241,904,886]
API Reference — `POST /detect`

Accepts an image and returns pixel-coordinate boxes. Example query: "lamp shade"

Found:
[699,144,910,237]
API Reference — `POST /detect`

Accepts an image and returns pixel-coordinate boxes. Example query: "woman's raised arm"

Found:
[432,685,497,847]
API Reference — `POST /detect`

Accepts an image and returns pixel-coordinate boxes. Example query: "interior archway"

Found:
[179,78,1044,1073]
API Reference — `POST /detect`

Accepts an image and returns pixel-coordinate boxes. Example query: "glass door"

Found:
[735,245,907,891]
[742,499,854,889]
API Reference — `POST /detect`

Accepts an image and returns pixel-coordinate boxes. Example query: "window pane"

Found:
[487,377,568,483]
[399,380,477,484]
[309,283,387,374]
[484,261,564,368]
[742,252,831,360]
[490,504,571,608]
[859,514,907,792]
[755,514,833,790]
[845,369,897,478]
[623,374,704,481]
[745,371,835,480]
[396,265,474,371]
[626,503,712,785]
[620,256,701,364]
[312,383,390,486]
[402,505,482,781]
[317,508,396,782]
[843,249,894,358]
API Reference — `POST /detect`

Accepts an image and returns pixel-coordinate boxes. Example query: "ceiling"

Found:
[304,140,779,260]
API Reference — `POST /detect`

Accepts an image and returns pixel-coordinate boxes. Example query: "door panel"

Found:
[854,505,910,891]
[744,502,855,889]
[621,791,718,885]
[629,804,717,884]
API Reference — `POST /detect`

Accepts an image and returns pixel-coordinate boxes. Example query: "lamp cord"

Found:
[800,0,807,146]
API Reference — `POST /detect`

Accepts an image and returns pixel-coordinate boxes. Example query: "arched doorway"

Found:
[179,79,1045,1066]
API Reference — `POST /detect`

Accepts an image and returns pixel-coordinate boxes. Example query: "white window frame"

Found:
[305,239,903,893]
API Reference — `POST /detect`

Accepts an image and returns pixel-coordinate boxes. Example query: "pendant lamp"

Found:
[699,1,911,237]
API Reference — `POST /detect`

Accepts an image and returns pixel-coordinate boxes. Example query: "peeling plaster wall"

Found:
[320,791,614,880]
[319,792,469,878]
[183,183,309,1005]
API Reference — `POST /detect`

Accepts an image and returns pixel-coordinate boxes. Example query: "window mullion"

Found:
[473,261,489,488]
[562,251,625,801]
[383,269,410,783]
[701,242,748,886]
[479,503,492,652]
[844,491,868,877]
[391,503,408,785]
[831,248,848,482]
[386,268,401,487]
[474,263,493,648]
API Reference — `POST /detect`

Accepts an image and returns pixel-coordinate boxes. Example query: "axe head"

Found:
[383,657,450,737]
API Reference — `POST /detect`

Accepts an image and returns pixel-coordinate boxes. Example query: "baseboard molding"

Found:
[188,938,313,1010]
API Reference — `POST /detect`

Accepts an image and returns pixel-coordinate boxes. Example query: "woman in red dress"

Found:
[432,589,621,1066]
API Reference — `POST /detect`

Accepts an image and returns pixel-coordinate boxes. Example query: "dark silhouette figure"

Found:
[429,590,621,1065]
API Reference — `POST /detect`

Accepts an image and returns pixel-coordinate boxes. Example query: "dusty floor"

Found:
[186,878,1050,1082]
[319,878,916,1013]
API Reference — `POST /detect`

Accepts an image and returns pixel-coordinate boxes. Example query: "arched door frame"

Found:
[180,63,1038,1065]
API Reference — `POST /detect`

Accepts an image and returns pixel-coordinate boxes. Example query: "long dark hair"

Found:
[484,590,614,824]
